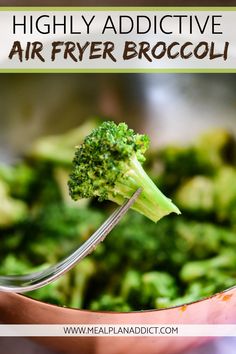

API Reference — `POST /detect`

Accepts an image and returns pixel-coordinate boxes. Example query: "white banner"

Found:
[0,324,236,336]
[0,8,236,71]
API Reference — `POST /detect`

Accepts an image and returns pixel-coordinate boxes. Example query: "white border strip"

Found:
[0,324,236,337]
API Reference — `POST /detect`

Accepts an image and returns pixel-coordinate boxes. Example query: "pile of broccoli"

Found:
[0,120,236,311]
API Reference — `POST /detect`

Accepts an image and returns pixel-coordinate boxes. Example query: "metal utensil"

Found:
[0,188,142,293]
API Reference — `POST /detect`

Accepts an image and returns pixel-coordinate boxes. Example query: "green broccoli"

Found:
[68,121,180,222]
[0,179,27,228]
[180,248,236,282]
[156,145,210,189]
[174,166,236,223]
[23,203,105,264]
[0,254,32,275]
[174,176,215,215]
[68,258,96,309]
[147,129,235,194]
[120,269,178,310]
[120,269,142,306]
[141,271,178,309]
[90,294,132,312]
[214,167,236,222]
[173,220,236,259]
[2,123,236,312]
[28,272,70,306]
[184,271,236,299]
[0,163,36,201]
[195,129,235,169]
[30,119,100,166]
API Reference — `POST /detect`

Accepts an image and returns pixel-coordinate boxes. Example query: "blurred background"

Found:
[1,74,236,162]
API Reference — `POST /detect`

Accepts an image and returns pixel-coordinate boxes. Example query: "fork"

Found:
[0,188,142,293]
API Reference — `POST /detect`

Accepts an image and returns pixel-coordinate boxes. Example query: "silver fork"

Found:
[0,188,142,293]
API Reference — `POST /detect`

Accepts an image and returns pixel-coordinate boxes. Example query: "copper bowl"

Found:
[0,286,236,354]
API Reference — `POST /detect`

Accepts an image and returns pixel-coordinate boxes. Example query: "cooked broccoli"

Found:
[174,166,236,223]
[174,176,215,215]
[90,294,132,312]
[0,254,32,275]
[121,269,142,306]
[28,120,101,208]
[68,258,96,309]
[120,269,178,310]
[156,145,210,188]
[195,129,235,169]
[93,211,160,271]
[53,167,90,208]
[2,123,236,312]
[30,119,100,166]
[147,129,235,194]
[183,270,236,299]
[28,273,70,306]
[23,203,105,264]
[140,271,178,309]
[0,179,27,228]
[0,163,36,201]
[173,220,236,259]
[68,121,180,222]
[214,167,236,222]
[180,248,236,282]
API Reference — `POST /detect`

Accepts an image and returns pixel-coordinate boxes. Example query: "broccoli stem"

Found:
[68,258,95,309]
[180,249,236,282]
[110,156,180,222]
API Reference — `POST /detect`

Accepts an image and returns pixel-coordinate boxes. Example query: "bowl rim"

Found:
[16,283,236,315]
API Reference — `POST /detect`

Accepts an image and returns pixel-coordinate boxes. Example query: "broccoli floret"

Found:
[30,259,96,308]
[68,258,96,309]
[23,203,105,264]
[28,203,104,240]
[0,254,32,275]
[120,269,142,306]
[174,166,236,223]
[90,294,132,312]
[214,167,236,222]
[147,129,235,194]
[28,272,70,306]
[30,119,100,166]
[195,129,235,169]
[184,271,236,299]
[0,163,36,201]
[0,179,27,228]
[93,211,169,272]
[174,176,215,215]
[173,220,236,259]
[141,271,178,309]
[53,167,90,208]
[120,269,178,310]
[29,162,63,206]
[68,121,180,222]
[180,248,236,282]
[157,145,210,186]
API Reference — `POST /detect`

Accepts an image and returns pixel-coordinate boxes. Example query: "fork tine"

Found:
[0,188,142,293]
[58,188,142,268]
[33,187,141,277]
